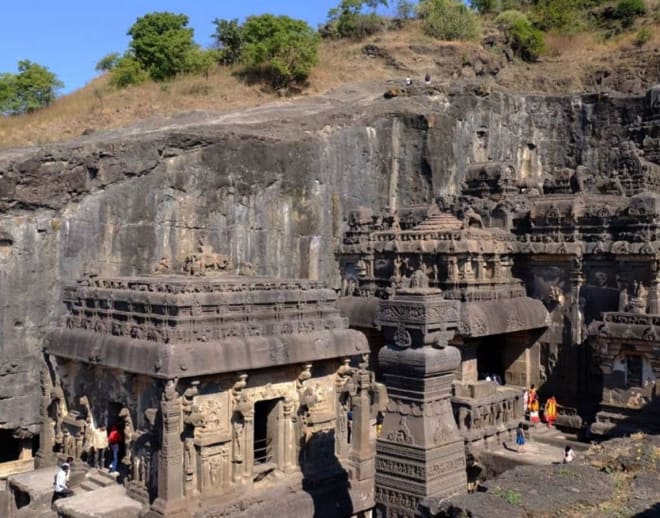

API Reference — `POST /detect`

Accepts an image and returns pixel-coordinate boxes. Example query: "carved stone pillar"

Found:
[281,398,296,472]
[148,380,185,517]
[242,408,254,481]
[36,367,55,467]
[375,291,466,518]
[348,358,375,482]
[648,261,659,314]
[570,256,585,345]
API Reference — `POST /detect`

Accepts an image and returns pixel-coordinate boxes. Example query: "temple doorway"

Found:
[477,339,504,382]
[253,398,281,467]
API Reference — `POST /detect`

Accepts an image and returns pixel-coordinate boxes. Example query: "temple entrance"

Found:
[253,398,281,467]
[0,429,20,462]
[477,339,504,382]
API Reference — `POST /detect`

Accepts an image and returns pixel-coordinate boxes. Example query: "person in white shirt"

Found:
[52,463,73,505]
[563,446,576,463]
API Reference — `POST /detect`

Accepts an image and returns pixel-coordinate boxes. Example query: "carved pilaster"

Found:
[149,379,184,517]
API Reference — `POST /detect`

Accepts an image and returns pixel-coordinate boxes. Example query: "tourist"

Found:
[563,445,575,463]
[108,425,122,474]
[516,423,526,453]
[93,425,108,469]
[523,388,529,415]
[405,76,412,86]
[52,462,73,505]
[376,411,384,437]
[530,398,541,425]
[528,384,537,412]
[544,396,558,428]
[424,73,431,85]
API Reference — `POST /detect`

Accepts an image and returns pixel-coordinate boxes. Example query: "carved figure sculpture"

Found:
[119,407,135,465]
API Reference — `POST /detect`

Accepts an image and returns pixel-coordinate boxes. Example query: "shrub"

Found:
[212,18,243,65]
[531,0,586,33]
[109,55,148,88]
[634,27,652,46]
[127,12,196,81]
[613,0,646,27]
[496,10,546,61]
[471,0,498,14]
[95,53,120,72]
[326,0,389,39]
[183,48,216,76]
[418,0,482,41]
[240,14,319,89]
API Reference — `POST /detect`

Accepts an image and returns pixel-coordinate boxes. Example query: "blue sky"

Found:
[0,1,354,94]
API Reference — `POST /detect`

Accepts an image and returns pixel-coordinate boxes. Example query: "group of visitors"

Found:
[52,424,123,507]
[523,385,558,427]
[516,385,576,464]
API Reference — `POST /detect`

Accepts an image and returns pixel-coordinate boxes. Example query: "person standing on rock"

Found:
[93,425,108,469]
[516,423,526,453]
[108,425,122,474]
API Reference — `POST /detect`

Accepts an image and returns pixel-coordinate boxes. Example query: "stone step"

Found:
[79,469,117,492]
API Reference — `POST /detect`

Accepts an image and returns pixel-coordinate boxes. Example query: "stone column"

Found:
[348,359,375,482]
[281,398,296,472]
[570,256,585,345]
[648,260,659,314]
[375,291,466,518]
[36,367,55,467]
[242,408,254,482]
[148,380,185,517]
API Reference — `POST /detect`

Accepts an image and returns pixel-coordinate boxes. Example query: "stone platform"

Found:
[54,484,142,518]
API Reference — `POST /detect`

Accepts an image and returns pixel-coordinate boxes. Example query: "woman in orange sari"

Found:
[544,396,558,428]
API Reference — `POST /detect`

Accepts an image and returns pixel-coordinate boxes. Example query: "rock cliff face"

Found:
[0,81,655,434]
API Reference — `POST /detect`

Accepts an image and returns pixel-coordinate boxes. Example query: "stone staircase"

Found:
[78,469,118,492]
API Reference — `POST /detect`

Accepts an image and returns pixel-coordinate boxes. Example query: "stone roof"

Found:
[45,273,369,377]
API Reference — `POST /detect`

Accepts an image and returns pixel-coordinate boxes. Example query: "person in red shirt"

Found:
[108,425,122,474]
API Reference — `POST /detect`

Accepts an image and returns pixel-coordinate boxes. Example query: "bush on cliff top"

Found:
[496,10,546,62]
[418,0,482,41]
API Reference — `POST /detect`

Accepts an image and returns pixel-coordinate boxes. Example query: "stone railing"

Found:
[451,386,525,445]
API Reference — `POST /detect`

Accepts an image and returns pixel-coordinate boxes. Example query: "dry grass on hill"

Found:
[0,20,658,149]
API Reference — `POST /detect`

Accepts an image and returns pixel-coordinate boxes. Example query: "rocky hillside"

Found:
[0,19,658,148]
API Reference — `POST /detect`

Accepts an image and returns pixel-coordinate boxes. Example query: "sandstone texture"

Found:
[0,78,658,436]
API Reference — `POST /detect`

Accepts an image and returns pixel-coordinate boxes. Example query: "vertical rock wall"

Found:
[0,89,645,432]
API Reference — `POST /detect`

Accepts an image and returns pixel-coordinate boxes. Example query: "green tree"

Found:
[418,0,481,41]
[108,54,148,88]
[327,0,389,38]
[241,14,319,89]
[0,60,63,115]
[396,0,417,19]
[212,18,243,65]
[127,12,196,81]
[95,52,120,72]
[496,10,545,61]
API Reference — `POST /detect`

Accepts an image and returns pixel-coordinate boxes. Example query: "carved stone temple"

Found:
[9,264,385,518]
[338,92,660,495]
